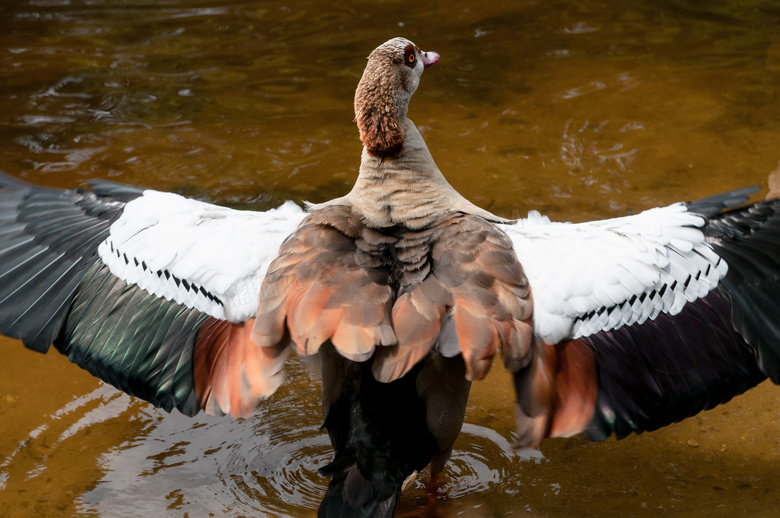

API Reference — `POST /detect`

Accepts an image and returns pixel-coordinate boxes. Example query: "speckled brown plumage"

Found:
[354,38,421,159]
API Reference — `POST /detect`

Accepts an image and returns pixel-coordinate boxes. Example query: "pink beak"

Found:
[421,50,440,69]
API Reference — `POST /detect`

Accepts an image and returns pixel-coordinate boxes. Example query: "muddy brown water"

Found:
[1,0,780,516]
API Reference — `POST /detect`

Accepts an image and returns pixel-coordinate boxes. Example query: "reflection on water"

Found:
[77,357,329,518]
[1,0,780,516]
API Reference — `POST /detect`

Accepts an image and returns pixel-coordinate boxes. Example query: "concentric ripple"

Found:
[78,356,333,518]
[221,420,333,514]
[68,356,546,517]
[439,423,544,499]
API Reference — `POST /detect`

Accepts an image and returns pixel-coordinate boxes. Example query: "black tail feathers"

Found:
[317,345,442,518]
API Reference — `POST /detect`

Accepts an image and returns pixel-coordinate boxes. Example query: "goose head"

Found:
[354,37,440,158]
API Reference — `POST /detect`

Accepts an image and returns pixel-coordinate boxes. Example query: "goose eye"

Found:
[403,44,417,68]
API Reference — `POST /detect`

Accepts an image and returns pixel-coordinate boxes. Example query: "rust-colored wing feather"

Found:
[252,205,397,362]
[193,317,290,418]
[373,214,535,383]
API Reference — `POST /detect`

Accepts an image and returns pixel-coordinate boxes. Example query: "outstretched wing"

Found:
[499,188,780,445]
[500,194,746,345]
[0,173,305,417]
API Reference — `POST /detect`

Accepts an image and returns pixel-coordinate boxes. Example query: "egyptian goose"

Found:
[0,37,779,518]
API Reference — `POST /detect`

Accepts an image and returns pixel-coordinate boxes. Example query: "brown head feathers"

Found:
[354,38,437,159]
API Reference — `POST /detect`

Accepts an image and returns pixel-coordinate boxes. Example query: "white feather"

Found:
[98,191,307,322]
[499,203,726,344]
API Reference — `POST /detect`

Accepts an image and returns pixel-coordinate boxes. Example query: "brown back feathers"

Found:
[252,204,535,385]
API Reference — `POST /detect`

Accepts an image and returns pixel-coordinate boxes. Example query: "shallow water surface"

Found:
[1,0,780,516]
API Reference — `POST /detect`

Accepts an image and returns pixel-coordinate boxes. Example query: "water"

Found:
[1,0,780,516]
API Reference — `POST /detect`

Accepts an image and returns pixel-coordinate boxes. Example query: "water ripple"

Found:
[59,358,544,517]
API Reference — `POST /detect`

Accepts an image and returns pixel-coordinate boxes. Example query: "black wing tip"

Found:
[685,185,762,217]
[0,171,35,190]
[0,171,145,204]
[85,179,145,201]
[0,175,141,360]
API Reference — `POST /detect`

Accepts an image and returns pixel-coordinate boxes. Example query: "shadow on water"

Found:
[1,0,780,516]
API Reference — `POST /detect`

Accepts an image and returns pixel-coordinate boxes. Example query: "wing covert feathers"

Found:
[502,203,727,345]
[253,205,535,385]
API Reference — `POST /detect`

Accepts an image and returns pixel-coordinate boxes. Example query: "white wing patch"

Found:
[97,191,307,322]
[97,192,724,340]
[499,203,727,344]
